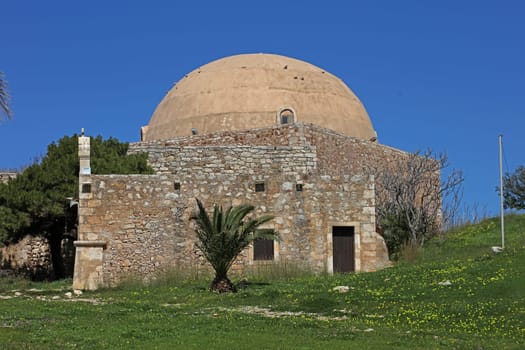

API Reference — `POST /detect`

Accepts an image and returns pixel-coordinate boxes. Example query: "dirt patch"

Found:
[218,306,349,321]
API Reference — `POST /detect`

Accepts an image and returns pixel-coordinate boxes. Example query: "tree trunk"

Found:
[210,276,236,293]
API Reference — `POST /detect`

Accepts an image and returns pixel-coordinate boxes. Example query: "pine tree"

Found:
[0,134,153,278]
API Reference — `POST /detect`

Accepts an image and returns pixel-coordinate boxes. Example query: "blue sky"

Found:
[1,1,524,216]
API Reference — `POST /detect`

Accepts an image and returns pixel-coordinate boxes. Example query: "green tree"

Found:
[190,198,278,293]
[502,166,525,210]
[0,71,12,121]
[380,209,412,259]
[0,134,153,279]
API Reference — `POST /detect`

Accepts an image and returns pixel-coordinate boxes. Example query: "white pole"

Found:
[499,134,505,249]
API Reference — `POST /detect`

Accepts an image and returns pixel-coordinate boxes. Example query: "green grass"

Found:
[1,215,524,349]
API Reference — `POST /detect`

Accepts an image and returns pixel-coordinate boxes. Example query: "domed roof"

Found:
[143,53,376,141]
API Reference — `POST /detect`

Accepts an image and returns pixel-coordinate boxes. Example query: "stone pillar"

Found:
[73,130,107,290]
[73,241,106,290]
[358,175,390,271]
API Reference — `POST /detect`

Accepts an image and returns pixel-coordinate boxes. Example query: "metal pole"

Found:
[499,134,505,249]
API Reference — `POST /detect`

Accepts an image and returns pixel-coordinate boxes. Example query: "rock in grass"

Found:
[438,280,452,286]
[332,286,350,293]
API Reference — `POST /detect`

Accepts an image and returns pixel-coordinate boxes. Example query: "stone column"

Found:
[73,130,107,290]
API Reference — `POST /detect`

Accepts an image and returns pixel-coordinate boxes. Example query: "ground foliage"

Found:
[0,134,152,278]
[0,214,523,349]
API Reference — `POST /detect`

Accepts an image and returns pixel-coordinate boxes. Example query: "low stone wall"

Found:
[0,234,76,280]
[0,236,52,280]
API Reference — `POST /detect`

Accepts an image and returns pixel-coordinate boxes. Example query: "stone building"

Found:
[73,53,417,290]
[0,172,17,184]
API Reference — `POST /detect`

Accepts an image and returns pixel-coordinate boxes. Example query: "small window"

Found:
[276,107,296,125]
[280,110,294,124]
[254,239,274,261]
[255,183,265,192]
[174,182,181,190]
[81,184,91,193]
[296,184,303,192]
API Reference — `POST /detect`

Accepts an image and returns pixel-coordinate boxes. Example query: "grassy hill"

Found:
[1,215,524,349]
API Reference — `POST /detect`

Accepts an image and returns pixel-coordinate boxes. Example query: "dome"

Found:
[142,53,376,141]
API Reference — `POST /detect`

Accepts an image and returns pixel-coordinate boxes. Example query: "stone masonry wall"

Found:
[130,123,439,228]
[134,145,317,177]
[82,171,377,286]
[302,125,410,175]
[0,235,76,280]
[131,123,306,149]
[79,175,182,284]
[129,122,409,176]
[0,172,18,184]
[0,235,52,280]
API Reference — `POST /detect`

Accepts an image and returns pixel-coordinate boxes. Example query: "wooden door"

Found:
[333,226,355,273]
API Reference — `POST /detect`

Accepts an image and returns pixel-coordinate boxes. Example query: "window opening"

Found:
[280,109,294,124]
[276,107,296,125]
[255,183,265,192]
[254,239,274,261]
[81,184,91,193]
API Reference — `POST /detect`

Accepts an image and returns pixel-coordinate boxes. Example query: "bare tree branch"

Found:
[370,149,464,254]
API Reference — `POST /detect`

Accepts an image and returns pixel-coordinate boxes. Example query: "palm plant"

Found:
[190,198,278,292]
[0,72,12,121]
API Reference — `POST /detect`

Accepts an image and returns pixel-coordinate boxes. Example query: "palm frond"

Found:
[189,198,278,287]
[0,72,12,120]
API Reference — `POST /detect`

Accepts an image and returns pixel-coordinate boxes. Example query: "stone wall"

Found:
[0,172,18,184]
[131,123,304,149]
[78,171,380,287]
[130,123,440,225]
[0,235,52,280]
[0,235,76,280]
[130,122,412,179]
[135,145,317,177]
[303,125,409,175]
